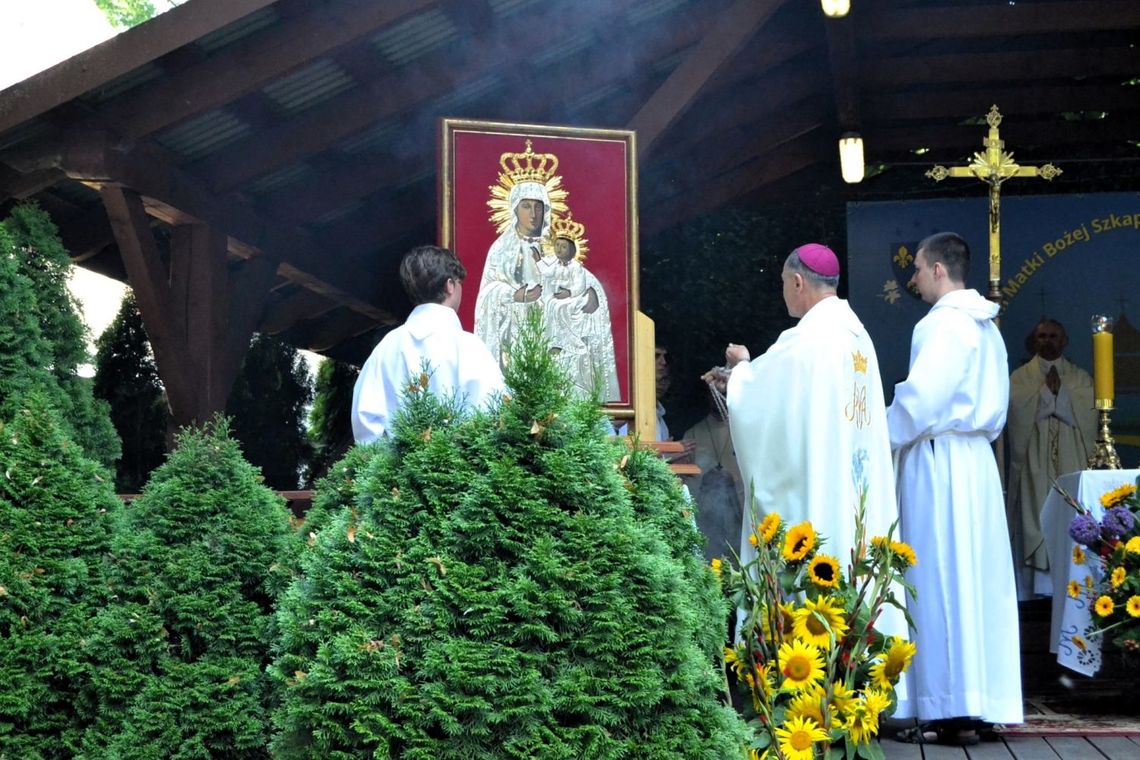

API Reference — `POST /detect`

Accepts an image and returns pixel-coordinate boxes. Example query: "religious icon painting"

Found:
[439,118,639,418]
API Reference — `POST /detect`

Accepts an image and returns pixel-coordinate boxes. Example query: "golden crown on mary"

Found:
[498,139,559,184]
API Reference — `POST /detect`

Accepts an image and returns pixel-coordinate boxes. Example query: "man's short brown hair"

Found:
[399,245,467,305]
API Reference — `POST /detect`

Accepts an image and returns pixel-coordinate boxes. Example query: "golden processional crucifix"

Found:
[927,105,1062,303]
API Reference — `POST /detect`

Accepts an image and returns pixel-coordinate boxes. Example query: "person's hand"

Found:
[554,287,571,299]
[1046,365,1061,395]
[701,367,729,395]
[725,343,750,368]
[525,284,542,302]
[677,439,698,463]
[513,285,528,303]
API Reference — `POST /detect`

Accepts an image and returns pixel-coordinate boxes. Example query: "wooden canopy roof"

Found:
[1,0,1138,422]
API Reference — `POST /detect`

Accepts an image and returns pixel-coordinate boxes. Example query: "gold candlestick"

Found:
[1088,314,1120,470]
[1088,407,1121,470]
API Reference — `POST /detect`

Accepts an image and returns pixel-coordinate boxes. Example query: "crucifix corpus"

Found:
[927,105,1061,303]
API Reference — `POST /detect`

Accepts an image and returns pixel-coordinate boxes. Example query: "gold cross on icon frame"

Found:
[926,105,1062,302]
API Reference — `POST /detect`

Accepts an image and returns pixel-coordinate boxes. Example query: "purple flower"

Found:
[1069,514,1101,546]
[1102,506,1135,538]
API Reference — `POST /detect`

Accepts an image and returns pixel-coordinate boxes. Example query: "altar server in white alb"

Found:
[887,232,1022,736]
[351,245,505,443]
[714,243,903,637]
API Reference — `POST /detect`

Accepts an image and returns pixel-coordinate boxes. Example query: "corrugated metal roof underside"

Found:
[489,0,547,18]
[432,75,504,113]
[261,59,357,115]
[370,9,460,67]
[195,7,280,54]
[156,108,252,161]
[338,121,400,155]
[533,30,595,69]
[627,0,692,25]
[80,63,164,105]
[246,163,316,196]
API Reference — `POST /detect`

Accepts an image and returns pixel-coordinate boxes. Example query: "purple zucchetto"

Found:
[795,243,840,277]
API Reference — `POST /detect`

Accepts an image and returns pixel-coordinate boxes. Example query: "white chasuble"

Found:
[1006,356,1095,600]
[727,296,903,640]
[887,288,1023,724]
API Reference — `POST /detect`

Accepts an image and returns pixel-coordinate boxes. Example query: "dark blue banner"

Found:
[848,192,1140,434]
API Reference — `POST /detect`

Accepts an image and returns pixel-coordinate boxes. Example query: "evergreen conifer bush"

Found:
[0,392,120,758]
[84,418,293,759]
[272,315,747,759]
[0,203,120,468]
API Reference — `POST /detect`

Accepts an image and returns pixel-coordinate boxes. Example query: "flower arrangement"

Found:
[1062,478,1140,666]
[717,452,916,760]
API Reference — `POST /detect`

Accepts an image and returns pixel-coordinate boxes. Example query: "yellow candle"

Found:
[1093,330,1114,402]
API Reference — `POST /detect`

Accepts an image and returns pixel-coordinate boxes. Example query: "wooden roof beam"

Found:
[864,46,1140,88]
[865,0,1140,41]
[642,132,830,236]
[865,83,1133,122]
[56,131,397,326]
[0,0,279,131]
[200,1,721,193]
[628,0,790,161]
[86,0,436,142]
[259,287,339,335]
[823,7,859,132]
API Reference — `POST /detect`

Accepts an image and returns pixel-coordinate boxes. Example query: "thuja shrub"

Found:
[83,418,293,759]
[0,392,119,758]
[271,315,747,759]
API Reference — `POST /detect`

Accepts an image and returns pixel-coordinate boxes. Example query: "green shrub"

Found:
[272,315,747,759]
[84,419,293,758]
[0,392,119,758]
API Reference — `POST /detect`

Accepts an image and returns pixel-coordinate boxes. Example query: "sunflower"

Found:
[868,637,917,689]
[1100,482,1137,508]
[1085,575,1095,590]
[774,715,828,760]
[1127,536,1140,554]
[845,690,888,744]
[724,646,746,680]
[830,680,856,716]
[710,557,722,577]
[748,749,770,760]
[890,540,918,567]
[1067,580,1081,599]
[807,555,841,588]
[786,689,835,729]
[748,532,759,547]
[1095,595,1115,617]
[777,639,826,691]
[792,596,849,649]
[1112,566,1127,589]
[1072,634,1088,652]
[1128,596,1140,618]
[759,512,781,543]
[1072,545,1086,565]
[783,521,817,561]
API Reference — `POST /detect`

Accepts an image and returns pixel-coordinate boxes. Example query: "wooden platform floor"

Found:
[882,735,1140,759]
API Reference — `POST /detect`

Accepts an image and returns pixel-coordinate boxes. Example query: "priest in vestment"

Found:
[887,232,1022,736]
[1006,319,1095,601]
[715,244,903,639]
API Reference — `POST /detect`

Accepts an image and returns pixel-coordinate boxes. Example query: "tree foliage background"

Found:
[93,291,170,493]
[226,334,314,490]
[305,358,358,484]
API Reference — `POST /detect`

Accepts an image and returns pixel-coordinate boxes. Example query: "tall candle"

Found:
[1092,317,1114,403]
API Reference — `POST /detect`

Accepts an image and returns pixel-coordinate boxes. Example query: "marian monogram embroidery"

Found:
[845,352,870,428]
